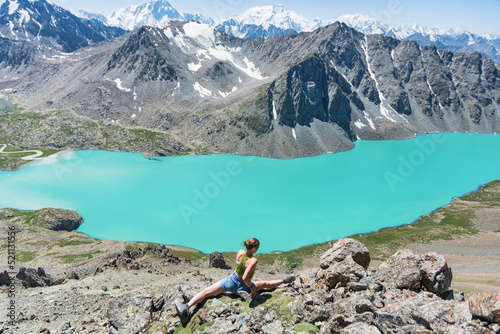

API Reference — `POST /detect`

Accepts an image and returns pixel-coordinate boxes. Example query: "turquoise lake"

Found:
[1,133,499,253]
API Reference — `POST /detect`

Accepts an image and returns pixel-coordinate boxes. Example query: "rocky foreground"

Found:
[2,236,500,334]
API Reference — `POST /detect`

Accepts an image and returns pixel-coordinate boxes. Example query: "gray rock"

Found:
[316,269,347,289]
[469,292,500,324]
[373,250,453,294]
[340,322,381,334]
[347,282,369,292]
[441,289,465,302]
[420,252,452,294]
[328,254,367,284]
[319,314,352,334]
[355,299,376,314]
[371,310,424,333]
[13,267,60,288]
[107,294,153,333]
[373,250,422,290]
[66,271,79,280]
[31,208,83,232]
[209,252,231,270]
[262,320,284,334]
[0,271,12,286]
[320,238,371,270]
[415,300,472,333]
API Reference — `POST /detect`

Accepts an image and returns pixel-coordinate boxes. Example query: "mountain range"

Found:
[73,1,500,64]
[0,0,499,159]
[2,0,499,64]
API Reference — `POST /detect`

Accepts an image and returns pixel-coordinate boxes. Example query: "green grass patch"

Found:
[295,322,320,333]
[172,319,213,334]
[16,251,38,262]
[461,181,500,204]
[45,252,60,256]
[194,144,212,155]
[169,249,208,263]
[239,293,295,321]
[56,253,93,263]
[125,243,143,253]
[16,210,49,228]
[56,251,103,263]
[56,239,94,248]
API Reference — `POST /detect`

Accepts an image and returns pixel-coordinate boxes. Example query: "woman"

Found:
[175,237,295,317]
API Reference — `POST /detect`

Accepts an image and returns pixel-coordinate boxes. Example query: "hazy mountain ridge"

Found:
[0,20,498,159]
[0,0,126,52]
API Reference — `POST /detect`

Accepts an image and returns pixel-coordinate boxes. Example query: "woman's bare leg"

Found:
[187,282,225,308]
[254,279,284,292]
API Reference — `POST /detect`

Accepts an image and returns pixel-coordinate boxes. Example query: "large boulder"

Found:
[107,294,153,333]
[469,292,500,324]
[372,249,452,293]
[326,254,367,285]
[31,208,83,231]
[320,238,371,270]
[13,267,60,288]
[209,251,231,269]
[420,252,452,294]
[0,271,11,286]
[372,249,422,290]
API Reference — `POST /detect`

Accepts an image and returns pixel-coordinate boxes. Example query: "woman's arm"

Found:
[242,258,258,296]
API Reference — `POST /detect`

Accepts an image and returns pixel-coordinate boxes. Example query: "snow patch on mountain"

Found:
[193,81,212,97]
[183,21,216,47]
[165,22,265,80]
[8,0,19,15]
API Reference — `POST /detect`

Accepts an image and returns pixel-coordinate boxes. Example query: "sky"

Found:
[3,0,500,35]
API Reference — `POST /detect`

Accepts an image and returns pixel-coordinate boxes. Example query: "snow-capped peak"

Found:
[335,14,388,35]
[225,4,328,32]
[104,0,213,31]
[106,0,182,30]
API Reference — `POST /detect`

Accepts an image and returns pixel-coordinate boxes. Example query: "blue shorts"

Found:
[219,272,252,293]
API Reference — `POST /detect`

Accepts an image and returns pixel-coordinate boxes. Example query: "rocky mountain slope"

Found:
[1,20,499,158]
[340,14,500,65]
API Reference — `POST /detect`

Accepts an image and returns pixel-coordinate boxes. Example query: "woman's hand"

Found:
[250,283,257,297]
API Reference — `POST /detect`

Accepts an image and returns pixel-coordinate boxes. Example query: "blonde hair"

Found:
[243,238,260,250]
